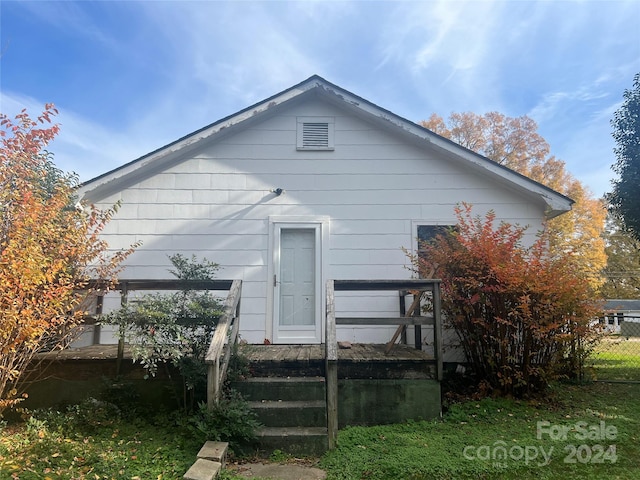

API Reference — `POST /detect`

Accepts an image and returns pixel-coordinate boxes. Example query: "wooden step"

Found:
[249,400,327,427]
[256,426,329,456]
[240,344,436,379]
[232,375,329,455]
[232,376,326,401]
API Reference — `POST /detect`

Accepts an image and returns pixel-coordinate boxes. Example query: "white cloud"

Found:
[373,0,514,115]
[1,90,155,182]
[529,86,611,126]
[94,0,329,150]
[136,2,323,105]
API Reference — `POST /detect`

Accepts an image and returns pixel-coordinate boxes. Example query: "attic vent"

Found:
[297,117,334,151]
[303,123,329,147]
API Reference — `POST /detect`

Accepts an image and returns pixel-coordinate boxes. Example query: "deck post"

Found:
[207,358,220,410]
[413,291,422,350]
[433,281,443,381]
[326,361,338,449]
[116,282,128,376]
[92,295,103,345]
[325,280,338,450]
[399,291,407,344]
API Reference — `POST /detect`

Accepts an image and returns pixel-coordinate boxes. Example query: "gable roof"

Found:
[79,75,573,218]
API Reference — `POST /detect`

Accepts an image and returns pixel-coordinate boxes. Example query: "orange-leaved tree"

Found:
[421,112,607,290]
[409,204,601,397]
[0,105,136,415]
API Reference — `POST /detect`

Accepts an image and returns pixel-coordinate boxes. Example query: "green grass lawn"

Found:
[589,335,640,381]
[2,381,640,480]
[0,408,201,480]
[320,381,640,479]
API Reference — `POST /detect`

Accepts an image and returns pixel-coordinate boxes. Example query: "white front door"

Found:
[272,224,323,344]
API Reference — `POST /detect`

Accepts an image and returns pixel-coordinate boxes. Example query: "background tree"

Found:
[0,106,136,416]
[601,214,640,299]
[608,73,640,243]
[421,112,607,289]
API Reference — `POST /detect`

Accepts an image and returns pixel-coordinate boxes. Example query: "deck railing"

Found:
[205,279,242,409]
[325,279,442,449]
[87,278,241,409]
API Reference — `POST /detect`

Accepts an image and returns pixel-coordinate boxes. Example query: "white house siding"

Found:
[89,99,549,346]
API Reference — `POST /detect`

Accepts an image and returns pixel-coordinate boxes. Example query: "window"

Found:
[297,117,334,150]
[416,224,455,278]
[417,225,454,258]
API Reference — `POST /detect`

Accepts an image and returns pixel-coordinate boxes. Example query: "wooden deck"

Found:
[35,344,135,360]
[36,343,433,363]
[240,344,435,379]
[35,343,436,380]
[241,344,433,362]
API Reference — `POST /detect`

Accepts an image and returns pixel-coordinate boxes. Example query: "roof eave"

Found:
[312,79,573,219]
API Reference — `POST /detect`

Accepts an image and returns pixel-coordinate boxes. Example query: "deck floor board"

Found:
[36,343,433,362]
[240,344,433,362]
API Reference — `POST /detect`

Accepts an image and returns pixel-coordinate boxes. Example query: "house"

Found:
[602,299,640,335]
[78,75,573,349]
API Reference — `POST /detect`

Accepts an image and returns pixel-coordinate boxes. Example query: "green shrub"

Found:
[225,341,251,385]
[103,254,223,412]
[189,390,260,452]
[99,377,142,417]
[29,397,121,435]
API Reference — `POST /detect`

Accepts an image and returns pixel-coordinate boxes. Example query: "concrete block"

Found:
[197,441,228,466]
[183,458,221,480]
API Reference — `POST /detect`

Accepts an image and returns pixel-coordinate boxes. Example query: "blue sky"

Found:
[1,0,639,198]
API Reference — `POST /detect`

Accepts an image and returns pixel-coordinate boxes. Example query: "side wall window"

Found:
[416,225,454,277]
[417,225,454,256]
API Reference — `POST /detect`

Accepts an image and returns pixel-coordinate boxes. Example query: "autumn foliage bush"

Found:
[0,106,135,415]
[410,204,602,397]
